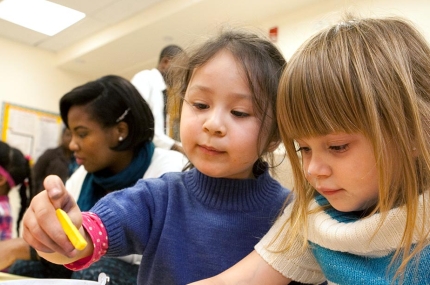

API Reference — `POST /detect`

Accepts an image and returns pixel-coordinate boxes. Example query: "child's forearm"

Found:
[0,238,31,270]
[188,276,227,285]
[188,250,291,285]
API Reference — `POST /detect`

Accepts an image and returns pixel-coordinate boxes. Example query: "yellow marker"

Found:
[56,209,87,251]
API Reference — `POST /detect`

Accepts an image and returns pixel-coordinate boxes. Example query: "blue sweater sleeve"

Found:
[90,176,169,257]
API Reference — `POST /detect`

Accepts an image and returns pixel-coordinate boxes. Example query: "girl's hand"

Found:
[22,175,91,263]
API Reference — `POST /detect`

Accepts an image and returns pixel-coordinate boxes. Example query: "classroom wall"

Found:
[1,0,428,117]
[0,39,91,235]
[0,37,91,115]
[261,0,430,61]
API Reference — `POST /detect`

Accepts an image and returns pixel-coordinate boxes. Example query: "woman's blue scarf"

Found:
[77,142,155,211]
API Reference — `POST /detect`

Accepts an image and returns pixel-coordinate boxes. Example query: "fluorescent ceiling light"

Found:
[0,0,85,36]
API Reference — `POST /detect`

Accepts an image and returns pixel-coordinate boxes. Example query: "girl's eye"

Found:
[77,133,87,139]
[231,110,249,118]
[329,144,348,152]
[193,103,209,110]
[296,146,310,153]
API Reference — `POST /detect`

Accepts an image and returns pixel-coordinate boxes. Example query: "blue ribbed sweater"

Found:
[90,166,290,284]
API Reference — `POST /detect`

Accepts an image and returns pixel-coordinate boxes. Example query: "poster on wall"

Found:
[1,102,63,164]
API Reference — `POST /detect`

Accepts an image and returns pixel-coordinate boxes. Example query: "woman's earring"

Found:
[119,136,124,142]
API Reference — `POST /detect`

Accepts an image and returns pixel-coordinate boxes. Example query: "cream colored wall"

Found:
[262,0,430,61]
[0,37,91,115]
[1,0,427,116]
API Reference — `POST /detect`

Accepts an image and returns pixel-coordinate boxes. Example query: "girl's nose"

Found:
[202,110,226,136]
[306,154,331,178]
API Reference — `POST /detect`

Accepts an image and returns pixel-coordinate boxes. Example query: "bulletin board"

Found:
[1,102,63,164]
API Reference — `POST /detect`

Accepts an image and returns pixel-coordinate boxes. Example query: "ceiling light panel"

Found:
[0,0,85,36]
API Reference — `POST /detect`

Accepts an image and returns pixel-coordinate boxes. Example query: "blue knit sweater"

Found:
[90,166,290,284]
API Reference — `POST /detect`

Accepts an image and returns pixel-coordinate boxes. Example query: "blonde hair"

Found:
[276,15,430,280]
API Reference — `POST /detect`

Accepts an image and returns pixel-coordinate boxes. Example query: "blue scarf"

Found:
[77,142,155,211]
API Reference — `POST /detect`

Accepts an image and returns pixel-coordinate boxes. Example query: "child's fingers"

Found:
[43,175,72,210]
[22,190,77,258]
[22,222,55,254]
[43,175,84,236]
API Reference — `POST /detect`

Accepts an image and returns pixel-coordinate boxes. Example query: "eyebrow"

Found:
[72,126,88,131]
[188,84,252,100]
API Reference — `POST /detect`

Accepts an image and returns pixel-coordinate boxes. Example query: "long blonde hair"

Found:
[276,15,430,280]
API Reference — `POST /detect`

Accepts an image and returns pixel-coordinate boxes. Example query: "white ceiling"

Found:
[0,0,317,79]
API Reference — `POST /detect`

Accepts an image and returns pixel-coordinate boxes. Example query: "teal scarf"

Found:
[77,142,155,211]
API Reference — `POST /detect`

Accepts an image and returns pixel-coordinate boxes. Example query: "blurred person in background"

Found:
[0,141,32,272]
[32,126,78,196]
[131,44,184,153]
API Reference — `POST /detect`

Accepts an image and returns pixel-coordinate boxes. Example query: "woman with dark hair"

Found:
[5,75,187,284]
[59,75,178,211]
